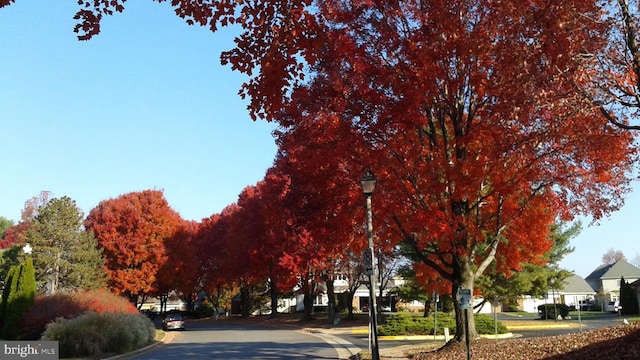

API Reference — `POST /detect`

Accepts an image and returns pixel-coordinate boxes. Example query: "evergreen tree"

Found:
[620,276,639,315]
[0,246,22,291]
[477,222,579,304]
[0,257,36,339]
[26,197,106,295]
[0,216,13,240]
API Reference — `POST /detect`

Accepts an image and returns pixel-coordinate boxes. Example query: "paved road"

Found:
[124,319,351,360]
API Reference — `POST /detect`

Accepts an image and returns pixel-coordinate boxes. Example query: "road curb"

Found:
[304,328,361,360]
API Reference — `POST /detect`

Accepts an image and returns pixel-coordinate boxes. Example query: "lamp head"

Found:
[360,170,376,196]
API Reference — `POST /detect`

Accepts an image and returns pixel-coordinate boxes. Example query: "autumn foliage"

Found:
[18,289,138,340]
[85,190,182,304]
[2,0,640,344]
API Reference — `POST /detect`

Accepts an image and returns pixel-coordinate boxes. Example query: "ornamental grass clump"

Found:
[42,312,155,358]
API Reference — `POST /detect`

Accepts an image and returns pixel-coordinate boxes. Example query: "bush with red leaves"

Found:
[414,323,640,360]
[18,289,138,339]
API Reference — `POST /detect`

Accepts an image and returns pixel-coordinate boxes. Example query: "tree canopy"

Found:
[85,190,181,305]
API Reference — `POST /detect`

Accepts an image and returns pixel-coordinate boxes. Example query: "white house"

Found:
[517,274,596,314]
[585,259,640,308]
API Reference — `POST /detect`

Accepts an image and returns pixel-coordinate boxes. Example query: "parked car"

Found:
[162,313,185,331]
[537,303,570,320]
[606,301,620,312]
[381,305,392,312]
[578,299,599,311]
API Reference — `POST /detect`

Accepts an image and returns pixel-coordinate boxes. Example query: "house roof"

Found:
[561,274,596,294]
[585,259,640,280]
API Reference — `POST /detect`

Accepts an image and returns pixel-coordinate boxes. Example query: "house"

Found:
[556,274,597,309]
[517,274,595,313]
[585,259,640,308]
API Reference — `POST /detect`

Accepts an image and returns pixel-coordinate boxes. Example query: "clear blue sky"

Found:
[1,0,638,279]
[0,1,278,222]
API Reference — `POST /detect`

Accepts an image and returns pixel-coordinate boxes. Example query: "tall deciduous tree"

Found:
[602,248,627,265]
[577,0,640,130]
[273,1,636,341]
[26,196,106,295]
[85,190,181,305]
[1,191,53,249]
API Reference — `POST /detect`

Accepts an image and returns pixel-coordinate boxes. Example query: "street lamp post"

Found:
[360,170,379,360]
[550,278,557,323]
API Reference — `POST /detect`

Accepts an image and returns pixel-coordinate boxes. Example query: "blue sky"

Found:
[0,1,278,222]
[1,1,639,278]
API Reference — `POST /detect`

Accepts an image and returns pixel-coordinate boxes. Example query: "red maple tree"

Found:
[85,189,182,306]
[272,1,638,340]
[155,219,201,311]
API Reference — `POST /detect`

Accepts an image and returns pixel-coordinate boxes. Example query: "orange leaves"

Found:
[85,190,182,299]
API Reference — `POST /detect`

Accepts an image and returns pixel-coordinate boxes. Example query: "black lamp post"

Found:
[360,170,379,360]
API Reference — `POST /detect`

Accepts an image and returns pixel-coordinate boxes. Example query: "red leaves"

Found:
[85,190,182,299]
[0,0,15,9]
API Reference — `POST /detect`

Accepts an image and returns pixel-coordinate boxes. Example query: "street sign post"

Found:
[457,288,472,309]
[457,288,472,360]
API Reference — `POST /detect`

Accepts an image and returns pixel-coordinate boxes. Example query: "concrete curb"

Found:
[304,328,361,360]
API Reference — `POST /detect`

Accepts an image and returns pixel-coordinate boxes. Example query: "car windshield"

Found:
[166,314,182,321]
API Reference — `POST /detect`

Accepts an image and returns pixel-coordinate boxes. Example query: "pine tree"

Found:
[26,196,106,295]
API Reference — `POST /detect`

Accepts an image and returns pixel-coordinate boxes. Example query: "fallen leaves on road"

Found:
[412,322,640,360]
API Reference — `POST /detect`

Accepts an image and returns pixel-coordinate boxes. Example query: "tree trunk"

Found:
[346,290,356,320]
[160,293,168,314]
[269,279,279,318]
[240,285,250,318]
[453,259,478,342]
[423,292,433,317]
[302,291,314,321]
[325,276,337,326]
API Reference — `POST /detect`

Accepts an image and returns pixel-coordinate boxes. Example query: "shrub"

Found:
[18,289,138,340]
[379,312,507,336]
[72,289,138,314]
[42,312,155,358]
[379,312,455,336]
[193,300,215,318]
[474,313,508,334]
